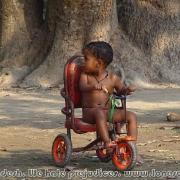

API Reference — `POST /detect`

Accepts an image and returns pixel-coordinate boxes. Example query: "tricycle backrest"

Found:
[64,54,84,108]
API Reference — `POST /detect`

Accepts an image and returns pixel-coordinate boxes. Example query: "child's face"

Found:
[82,49,99,73]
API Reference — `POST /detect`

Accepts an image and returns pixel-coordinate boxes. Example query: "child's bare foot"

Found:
[104,141,116,154]
[137,155,144,164]
[105,141,116,149]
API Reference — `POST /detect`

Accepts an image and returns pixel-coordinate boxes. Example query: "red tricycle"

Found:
[52,54,137,172]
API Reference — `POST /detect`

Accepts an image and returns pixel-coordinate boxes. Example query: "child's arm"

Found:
[79,72,92,91]
[119,85,136,95]
[113,74,136,95]
[79,72,103,92]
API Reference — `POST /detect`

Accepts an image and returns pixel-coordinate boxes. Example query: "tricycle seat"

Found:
[65,117,114,133]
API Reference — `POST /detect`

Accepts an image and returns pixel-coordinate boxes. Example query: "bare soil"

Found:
[0,85,180,180]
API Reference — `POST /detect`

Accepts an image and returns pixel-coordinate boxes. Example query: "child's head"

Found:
[83,41,113,66]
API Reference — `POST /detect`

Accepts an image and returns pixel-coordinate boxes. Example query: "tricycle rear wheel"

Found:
[96,146,112,162]
[52,133,72,167]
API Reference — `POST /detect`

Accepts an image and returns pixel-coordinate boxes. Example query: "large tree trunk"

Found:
[21,0,146,87]
[1,0,130,88]
[0,0,48,86]
[0,0,45,67]
[117,0,180,84]
[1,0,180,88]
[20,0,122,87]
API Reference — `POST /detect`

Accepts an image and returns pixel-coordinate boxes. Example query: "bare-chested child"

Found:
[79,41,143,163]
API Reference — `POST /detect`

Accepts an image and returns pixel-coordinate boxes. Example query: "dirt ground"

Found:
[0,84,180,180]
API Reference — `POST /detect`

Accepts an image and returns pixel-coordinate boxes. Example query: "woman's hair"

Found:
[84,41,113,66]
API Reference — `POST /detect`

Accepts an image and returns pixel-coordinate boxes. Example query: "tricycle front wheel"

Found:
[112,141,137,172]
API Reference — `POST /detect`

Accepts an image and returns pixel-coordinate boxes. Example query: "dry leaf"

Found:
[137,143,147,146]
[158,150,169,152]
[162,139,180,142]
[0,147,6,151]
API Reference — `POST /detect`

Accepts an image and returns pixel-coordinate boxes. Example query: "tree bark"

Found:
[1,0,180,88]
[20,0,122,87]
[0,0,44,67]
[0,0,47,86]
[117,0,180,84]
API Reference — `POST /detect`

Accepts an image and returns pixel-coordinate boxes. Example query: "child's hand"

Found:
[127,85,136,95]
[92,83,103,90]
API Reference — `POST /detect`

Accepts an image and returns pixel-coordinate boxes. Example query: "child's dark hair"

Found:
[84,41,113,66]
